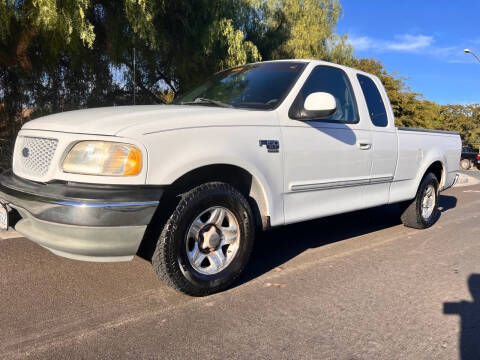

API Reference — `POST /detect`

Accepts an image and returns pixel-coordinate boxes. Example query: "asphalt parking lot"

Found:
[459,168,480,181]
[1,183,480,359]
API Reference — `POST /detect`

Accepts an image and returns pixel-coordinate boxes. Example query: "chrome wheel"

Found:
[460,159,471,170]
[185,206,240,275]
[421,184,436,220]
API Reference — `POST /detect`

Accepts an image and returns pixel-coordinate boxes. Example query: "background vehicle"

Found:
[0,60,461,295]
[460,145,478,170]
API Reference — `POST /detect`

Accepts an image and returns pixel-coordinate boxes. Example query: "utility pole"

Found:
[133,47,136,105]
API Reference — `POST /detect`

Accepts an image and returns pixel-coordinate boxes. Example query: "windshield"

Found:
[174,62,306,110]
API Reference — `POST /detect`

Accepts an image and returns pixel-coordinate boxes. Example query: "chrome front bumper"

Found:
[0,171,163,262]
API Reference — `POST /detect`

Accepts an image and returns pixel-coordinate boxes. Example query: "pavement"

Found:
[0,183,480,359]
[458,168,480,182]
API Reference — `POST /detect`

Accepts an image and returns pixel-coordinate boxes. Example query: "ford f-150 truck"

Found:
[0,60,461,295]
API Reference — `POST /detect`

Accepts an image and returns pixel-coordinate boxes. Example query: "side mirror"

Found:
[303,92,337,118]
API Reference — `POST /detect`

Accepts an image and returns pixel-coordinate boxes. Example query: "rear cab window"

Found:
[357,74,388,127]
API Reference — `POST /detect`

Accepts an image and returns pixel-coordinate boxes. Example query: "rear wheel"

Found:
[460,158,471,170]
[400,173,440,229]
[152,182,254,296]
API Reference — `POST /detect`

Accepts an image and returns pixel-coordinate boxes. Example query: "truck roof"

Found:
[242,59,375,79]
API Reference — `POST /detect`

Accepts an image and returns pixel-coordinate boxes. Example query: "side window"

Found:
[297,66,358,123]
[357,74,388,127]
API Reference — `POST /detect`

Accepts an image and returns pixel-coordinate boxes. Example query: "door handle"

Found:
[358,141,371,150]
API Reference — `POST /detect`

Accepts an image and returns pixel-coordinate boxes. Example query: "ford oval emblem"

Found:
[22,147,29,158]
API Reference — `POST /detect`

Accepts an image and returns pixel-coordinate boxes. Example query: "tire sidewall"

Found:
[416,173,439,227]
[163,185,254,293]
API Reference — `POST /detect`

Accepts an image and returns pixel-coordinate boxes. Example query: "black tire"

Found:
[400,173,440,229]
[460,158,471,170]
[152,182,255,296]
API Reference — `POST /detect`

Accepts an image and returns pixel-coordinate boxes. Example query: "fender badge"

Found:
[259,140,280,153]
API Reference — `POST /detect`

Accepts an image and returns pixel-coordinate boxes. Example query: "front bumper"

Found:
[0,171,163,262]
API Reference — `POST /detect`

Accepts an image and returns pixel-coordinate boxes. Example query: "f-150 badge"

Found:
[259,140,280,153]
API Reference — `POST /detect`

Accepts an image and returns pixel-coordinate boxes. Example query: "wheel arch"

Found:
[424,160,444,188]
[163,163,271,231]
[137,162,272,261]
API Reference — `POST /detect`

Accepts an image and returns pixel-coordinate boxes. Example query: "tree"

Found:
[242,0,354,63]
[0,0,477,162]
[441,104,480,149]
[0,0,263,145]
[113,0,262,98]
[0,0,96,72]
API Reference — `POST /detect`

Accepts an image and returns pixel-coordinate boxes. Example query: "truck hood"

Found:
[22,105,271,137]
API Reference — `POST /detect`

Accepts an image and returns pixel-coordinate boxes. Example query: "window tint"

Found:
[298,66,358,123]
[357,74,388,127]
[174,62,306,110]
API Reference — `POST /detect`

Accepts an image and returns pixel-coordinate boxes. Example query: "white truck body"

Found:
[0,58,460,293]
[13,60,460,230]
[0,59,461,293]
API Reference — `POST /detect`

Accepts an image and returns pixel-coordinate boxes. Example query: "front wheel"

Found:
[152,182,255,296]
[400,173,440,229]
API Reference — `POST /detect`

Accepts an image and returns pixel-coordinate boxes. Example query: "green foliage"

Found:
[205,18,261,70]
[124,0,157,47]
[243,0,353,63]
[0,1,13,42]
[0,1,265,126]
[0,0,96,68]
[441,104,480,149]
[30,0,95,47]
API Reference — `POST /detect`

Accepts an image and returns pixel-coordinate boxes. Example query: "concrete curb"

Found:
[0,229,21,240]
[454,173,480,188]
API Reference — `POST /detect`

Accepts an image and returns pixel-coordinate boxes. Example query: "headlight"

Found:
[62,141,142,176]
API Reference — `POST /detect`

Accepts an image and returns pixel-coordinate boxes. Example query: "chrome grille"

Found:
[16,137,58,177]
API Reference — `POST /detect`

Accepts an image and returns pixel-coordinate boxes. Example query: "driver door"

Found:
[280,65,372,224]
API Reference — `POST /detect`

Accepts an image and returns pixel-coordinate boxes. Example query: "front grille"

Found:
[16,136,58,177]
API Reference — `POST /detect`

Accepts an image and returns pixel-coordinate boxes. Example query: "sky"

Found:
[336,0,480,105]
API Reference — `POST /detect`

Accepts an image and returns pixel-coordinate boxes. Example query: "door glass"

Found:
[357,74,388,127]
[297,66,359,123]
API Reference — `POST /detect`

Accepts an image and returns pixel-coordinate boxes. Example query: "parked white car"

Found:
[0,60,461,295]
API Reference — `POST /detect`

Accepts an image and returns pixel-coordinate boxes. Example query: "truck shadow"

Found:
[444,274,480,360]
[237,194,457,286]
[439,194,457,213]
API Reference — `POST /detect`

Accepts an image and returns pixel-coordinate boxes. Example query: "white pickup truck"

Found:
[0,60,460,295]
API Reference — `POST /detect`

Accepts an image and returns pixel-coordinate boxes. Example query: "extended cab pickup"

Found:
[0,60,461,295]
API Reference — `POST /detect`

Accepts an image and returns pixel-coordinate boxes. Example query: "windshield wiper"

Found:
[181,98,233,108]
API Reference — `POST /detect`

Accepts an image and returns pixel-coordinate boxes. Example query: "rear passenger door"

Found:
[356,74,398,207]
